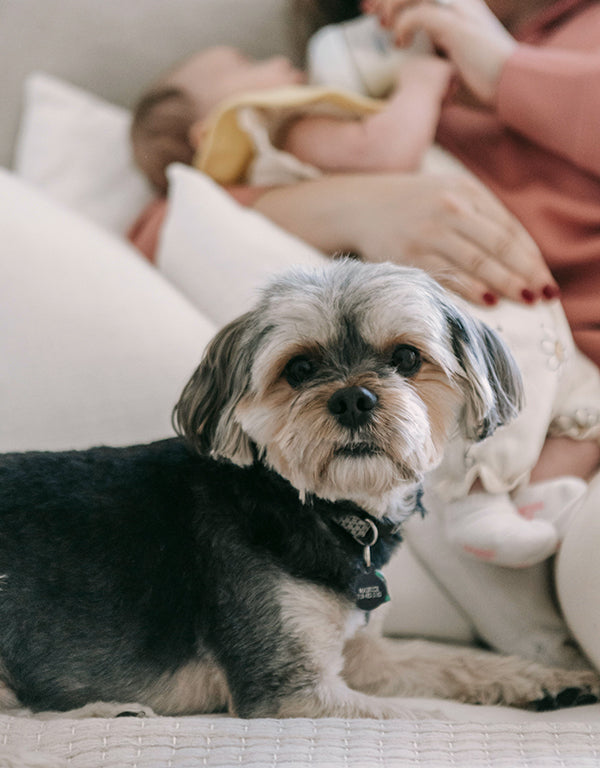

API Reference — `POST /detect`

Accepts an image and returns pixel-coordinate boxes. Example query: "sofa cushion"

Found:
[157,164,327,326]
[15,73,154,235]
[0,168,215,452]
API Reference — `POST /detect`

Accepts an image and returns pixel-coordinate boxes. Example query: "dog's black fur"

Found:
[0,437,405,715]
[4,261,596,718]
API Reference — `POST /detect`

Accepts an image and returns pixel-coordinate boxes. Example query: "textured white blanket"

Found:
[3,711,600,768]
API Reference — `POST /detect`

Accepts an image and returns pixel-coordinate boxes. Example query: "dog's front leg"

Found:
[342,631,600,709]
[272,677,444,720]
[225,580,443,720]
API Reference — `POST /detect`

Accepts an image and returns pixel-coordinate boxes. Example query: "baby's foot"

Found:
[444,491,559,568]
[512,476,587,540]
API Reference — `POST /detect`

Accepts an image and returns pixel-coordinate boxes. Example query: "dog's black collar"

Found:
[330,511,401,544]
[329,485,424,545]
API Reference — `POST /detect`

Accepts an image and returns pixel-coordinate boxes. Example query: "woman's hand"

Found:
[366,0,517,107]
[349,174,558,305]
[255,173,558,306]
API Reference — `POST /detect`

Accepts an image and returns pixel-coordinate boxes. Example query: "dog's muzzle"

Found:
[327,385,378,429]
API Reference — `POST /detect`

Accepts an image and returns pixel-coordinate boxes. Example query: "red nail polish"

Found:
[521,289,536,304]
[542,284,561,300]
[483,292,498,306]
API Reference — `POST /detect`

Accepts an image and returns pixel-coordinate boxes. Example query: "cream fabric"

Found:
[15,73,154,235]
[157,164,328,326]
[0,168,215,452]
[557,472,600,672]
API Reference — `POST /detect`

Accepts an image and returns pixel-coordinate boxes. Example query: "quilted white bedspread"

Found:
[3,709,600,768]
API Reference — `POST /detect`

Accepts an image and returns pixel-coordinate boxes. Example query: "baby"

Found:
[131,44,453,194]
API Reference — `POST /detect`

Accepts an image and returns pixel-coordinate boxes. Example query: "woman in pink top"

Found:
[370,0,600,370]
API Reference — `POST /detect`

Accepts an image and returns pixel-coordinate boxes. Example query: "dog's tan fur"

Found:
[2,261,597,721]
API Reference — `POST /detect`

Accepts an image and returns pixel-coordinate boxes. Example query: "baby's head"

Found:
[131,46,305,193]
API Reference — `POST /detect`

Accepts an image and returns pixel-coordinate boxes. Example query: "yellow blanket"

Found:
[193,85,382,185]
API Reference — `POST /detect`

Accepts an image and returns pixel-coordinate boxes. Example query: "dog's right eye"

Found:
[284,356,315,387]
[391,344,422,377]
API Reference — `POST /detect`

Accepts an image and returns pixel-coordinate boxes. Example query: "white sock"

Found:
[512,476,587,540]
[444,491,559,568]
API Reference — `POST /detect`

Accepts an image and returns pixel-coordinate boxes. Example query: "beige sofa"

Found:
[2,1,600,765]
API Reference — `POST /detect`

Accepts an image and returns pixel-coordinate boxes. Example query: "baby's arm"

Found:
[283,55,452,173]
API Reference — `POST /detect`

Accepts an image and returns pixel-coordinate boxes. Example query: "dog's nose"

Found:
[327,386,378,429]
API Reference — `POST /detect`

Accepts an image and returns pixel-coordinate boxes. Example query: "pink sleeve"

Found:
[497,44,600,177]
[225,185,274,207]
[127,198,168,264]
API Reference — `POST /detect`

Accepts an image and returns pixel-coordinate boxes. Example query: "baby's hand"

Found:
[365,0,517,107]
[396,53,454,97]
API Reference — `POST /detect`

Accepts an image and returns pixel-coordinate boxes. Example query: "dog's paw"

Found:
[96,701,157,719]
[519,664,600,711]
[529,686,600,712]
[52,701,157,719]
[453,654,600,709]
[115,708,151,718]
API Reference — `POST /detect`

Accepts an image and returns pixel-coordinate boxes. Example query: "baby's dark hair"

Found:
[131,86,198,194]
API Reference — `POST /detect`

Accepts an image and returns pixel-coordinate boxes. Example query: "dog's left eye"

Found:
[284,356,316,387]
[391,344,422,376]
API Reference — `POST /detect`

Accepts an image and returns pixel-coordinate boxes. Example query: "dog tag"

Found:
[354,566,390,611]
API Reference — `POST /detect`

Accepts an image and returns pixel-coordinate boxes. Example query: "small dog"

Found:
[0,260,597,719]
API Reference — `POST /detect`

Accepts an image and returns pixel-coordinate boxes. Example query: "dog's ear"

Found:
[173,312,256,464]
[445,305,523,442]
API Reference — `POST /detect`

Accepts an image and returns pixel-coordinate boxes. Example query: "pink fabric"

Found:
[127,198,168,264]
[437,0,600,367]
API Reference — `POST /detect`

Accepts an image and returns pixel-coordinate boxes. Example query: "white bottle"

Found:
[307,14,432,98]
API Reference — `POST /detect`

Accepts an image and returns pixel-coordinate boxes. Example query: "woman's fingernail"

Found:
[483,292,498,306]
[521,289,536,304]
[542,284,560,300]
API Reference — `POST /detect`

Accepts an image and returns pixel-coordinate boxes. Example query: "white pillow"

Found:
[14,72,154,235]
[0,168,215,452]
[157,164,328,326]
[557,471,600,672]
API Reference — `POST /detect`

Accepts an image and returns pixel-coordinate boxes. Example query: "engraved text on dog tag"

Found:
[354,566,390,611]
